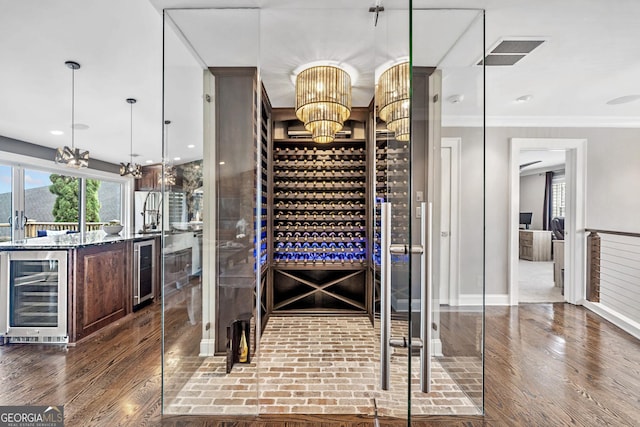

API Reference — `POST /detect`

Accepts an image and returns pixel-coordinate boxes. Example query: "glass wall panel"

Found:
[411,7,485,416]
[161,8,215,415]
[162,2,484,422]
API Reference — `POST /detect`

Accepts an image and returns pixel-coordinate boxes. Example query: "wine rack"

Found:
[373,137,411,267]
[256,84,270,330]
[373,135,411,315]
[270,140,368,313]
[272,143,367,266]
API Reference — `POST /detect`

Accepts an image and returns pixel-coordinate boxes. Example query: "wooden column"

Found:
[586,231,601,302]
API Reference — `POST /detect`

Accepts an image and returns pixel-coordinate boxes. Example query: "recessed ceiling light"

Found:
[72,123,89,130]
[187,144,195,149]
[50,130,64,135]
[515,95,533,103]
[173,157,181,161]
[447,94,464,104]
[219,161,225,165]
[606,94,640,105]
[145,160,153,164]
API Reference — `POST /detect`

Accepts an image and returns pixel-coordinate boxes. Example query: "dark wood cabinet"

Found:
[71,241,131,342]
[136,165,161,191]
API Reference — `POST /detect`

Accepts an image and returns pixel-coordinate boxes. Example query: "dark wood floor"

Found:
[1,302,638,426]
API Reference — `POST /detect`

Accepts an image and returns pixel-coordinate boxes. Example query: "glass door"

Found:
[409,7,486,418]
[161,2,484,422]
[0,165,13,241]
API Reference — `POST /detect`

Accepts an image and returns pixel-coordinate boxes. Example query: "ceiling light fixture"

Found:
[448,94,465,104]
[606,94,640,105]
[159,120,176,186]
[376,60,410,142]
[55,61,89,168]
[120,98,142,178]
[295,65,352,143]
[50,130,64,136]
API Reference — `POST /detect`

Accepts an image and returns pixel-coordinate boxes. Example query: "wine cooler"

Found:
[0,251,68,344]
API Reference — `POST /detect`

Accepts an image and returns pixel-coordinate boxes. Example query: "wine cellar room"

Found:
[162,3,485,420]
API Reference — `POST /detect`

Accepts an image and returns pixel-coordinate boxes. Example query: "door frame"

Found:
[508,138,587,305]
[440,137,461,306]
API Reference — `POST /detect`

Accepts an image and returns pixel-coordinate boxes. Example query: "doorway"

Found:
[508,138,587,306]
[517,149,566,303]
[439,138,461,306]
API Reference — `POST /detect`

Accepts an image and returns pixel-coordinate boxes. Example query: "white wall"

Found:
[519,173,546,230]
[442,126,640,297]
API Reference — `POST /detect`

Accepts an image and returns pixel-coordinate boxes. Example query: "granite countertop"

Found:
[0,230,161,250]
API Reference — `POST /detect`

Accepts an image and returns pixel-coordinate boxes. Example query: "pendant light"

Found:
[376,61,410,142]
[55,61,90,168]
[295,65,352,143]
[120,98,142,178]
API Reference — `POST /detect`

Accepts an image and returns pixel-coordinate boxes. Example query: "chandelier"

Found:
[120,98,142,178]
[295,65,352,143]
[55,61,90,168]
[376,61,410,142]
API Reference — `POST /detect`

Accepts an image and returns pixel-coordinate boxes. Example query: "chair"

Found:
[551,217,564,240]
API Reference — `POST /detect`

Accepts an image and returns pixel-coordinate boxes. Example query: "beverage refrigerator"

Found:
[0,251,68,344]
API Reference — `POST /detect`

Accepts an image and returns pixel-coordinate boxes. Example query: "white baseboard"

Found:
[457,293,510,306]
[432,338,443,357]
[199,338,216,357]
[581,300,640,340]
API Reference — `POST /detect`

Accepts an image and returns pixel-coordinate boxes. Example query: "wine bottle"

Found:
[238,326,249,363]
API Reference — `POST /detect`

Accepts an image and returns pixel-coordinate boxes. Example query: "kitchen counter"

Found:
[0,230,161,344]
[0,230,160,250]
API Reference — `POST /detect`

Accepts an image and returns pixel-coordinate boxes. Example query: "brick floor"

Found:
[165,316,482,417]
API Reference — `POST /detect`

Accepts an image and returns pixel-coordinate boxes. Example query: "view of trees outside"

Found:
[0,167,121,240]
[48,174,101,222]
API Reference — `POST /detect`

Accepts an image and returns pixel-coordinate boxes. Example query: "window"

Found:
[552,174,565,218]
[95,178,123,225]
[0,158,128,240]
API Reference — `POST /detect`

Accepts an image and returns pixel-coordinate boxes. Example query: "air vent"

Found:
[478,38,545,66]
[8,335,69,344]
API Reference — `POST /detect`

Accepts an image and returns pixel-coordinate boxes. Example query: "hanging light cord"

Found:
[130,100,133,164]
[71,65,75,151]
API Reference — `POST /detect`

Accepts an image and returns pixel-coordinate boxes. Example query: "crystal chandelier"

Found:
[55,61,90,168]
[120,98,142,178]
[376,61,410,142]
[295,65,352,143]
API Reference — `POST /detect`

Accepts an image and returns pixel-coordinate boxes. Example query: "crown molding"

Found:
[442,115,640,128]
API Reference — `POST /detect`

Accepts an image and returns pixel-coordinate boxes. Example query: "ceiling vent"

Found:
[478,39,545,66]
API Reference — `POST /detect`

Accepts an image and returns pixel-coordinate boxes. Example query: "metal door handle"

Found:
[380,202,431,393]
[420,202,431,393]
[380,202,391,390]
[20,211,28,230]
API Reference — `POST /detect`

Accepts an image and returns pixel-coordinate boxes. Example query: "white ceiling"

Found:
[519,150,566,175]
[1,0,640,168]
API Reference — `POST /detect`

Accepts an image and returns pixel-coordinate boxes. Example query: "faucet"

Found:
[142,191,162,233]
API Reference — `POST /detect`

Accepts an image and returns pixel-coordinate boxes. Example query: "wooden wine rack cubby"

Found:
[270,140,368,314]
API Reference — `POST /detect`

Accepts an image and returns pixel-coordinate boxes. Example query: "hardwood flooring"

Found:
[1,302,638,426]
